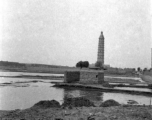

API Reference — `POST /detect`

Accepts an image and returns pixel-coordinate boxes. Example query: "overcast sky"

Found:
[0,0,151,69]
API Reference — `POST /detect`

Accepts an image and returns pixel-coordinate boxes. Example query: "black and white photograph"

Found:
[0,0,152,119]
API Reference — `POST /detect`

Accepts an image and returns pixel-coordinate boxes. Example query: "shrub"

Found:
[100,99,120,107]
[33,100,61,108]
[76,61,89,68]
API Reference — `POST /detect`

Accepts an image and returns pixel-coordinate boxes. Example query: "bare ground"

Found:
[0,106,152,120]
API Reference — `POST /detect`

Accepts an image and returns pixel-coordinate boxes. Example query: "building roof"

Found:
[99,31,104,39]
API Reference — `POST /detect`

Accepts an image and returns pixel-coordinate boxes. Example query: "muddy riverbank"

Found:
[0,98,152,120]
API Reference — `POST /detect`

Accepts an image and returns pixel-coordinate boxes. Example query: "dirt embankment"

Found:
[0,98,152,120]
[0,75,64,80]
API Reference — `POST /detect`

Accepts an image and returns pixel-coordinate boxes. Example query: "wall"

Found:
[64,71,80,83]
[98,72,104,84]
[79,71,98,84]
[64,70,104,84]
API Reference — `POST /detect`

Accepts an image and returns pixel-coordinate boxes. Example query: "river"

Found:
[0,71,152,110]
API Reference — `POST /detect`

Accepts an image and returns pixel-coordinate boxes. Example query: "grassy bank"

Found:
[0,98,152,120]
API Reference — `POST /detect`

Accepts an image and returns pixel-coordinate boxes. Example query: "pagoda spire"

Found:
[97,31,104,65]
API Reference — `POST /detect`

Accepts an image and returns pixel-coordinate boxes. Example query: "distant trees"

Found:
[143,68,147,71]
[95,61,103,69]
[76,61,82,68]
[137,67,141,72]
[143,68,148,74]
[76,61,89,69]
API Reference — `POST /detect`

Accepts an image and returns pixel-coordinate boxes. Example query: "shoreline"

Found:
[0,69,138,77]
[0,98,152,120]
[53,82,152,97]
[0,106,152,120]
[0,75,64,80]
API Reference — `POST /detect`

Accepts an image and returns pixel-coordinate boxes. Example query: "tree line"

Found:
[76,61,89,68]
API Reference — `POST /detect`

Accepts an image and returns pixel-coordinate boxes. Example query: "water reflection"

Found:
[0,72,152,110]
[63,88,103,106]
[0,78,64,110]
[63,88,152,106]
[1,79,152,110]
